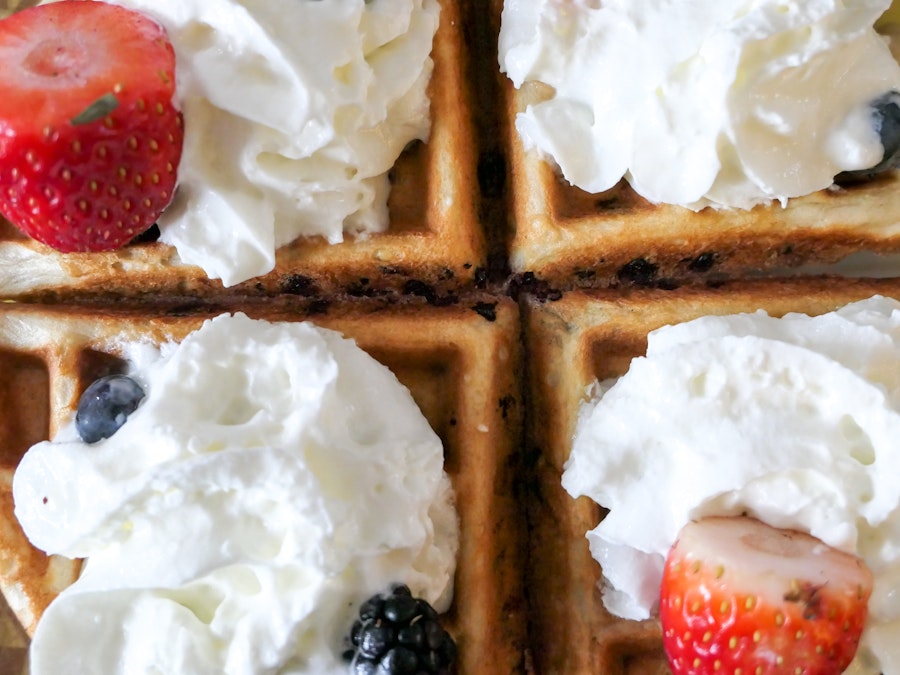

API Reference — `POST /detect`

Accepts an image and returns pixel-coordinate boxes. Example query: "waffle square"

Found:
[0,0,487,302]
[0,296,527,673]
[521,276,900,674]
[492,0,900,290]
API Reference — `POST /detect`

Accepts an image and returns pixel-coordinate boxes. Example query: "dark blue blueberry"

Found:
[837,90,900,182]
[873,91,900,171]
[75,375,145,444]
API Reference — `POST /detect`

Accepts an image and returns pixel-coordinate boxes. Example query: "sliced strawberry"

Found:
[659,516,872,675]
[0,0,183,252]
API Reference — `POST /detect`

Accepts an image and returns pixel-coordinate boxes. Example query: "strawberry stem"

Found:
[71,93,119,126]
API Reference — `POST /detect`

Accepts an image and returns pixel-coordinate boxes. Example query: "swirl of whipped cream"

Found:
[98,0,440,286]
[499,0,900,210]
[13,313,458,674]
[562,296,900,673]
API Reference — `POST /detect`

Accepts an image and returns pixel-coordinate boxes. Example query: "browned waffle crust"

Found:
[0,0,485,302]
[0,296,527,674]
[522,276,900,674]
[488,0,900,290]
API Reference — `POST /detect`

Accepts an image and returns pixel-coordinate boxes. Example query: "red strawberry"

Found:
[0,0,183,252]
[659,516,873,675]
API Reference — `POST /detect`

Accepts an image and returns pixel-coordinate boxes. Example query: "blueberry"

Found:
[75,374,145,443]
[837,90,900,182]
[873,91,900,170]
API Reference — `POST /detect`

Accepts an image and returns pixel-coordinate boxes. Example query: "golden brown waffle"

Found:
[5,1,900,673]
[0,0,486,302]
[489,0,900,290]
[0,296,527,674]
[522,276,900,674]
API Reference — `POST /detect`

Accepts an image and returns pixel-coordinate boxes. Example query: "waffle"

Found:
[521,276,900,674]
[0,0,487,302]
[490,0,900,290]
[0,296,527,674]
[4,1,900,673]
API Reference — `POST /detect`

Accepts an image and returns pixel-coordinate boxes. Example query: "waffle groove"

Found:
[0,297,527,674]
[523,276,900,674]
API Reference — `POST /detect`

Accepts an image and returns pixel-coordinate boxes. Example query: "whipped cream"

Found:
[102,0,440,286]
[13,313,458,674]
[562,296,900,674]
[499,0,900,210]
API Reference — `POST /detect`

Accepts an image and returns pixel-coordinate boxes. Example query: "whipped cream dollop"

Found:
[499,0,900,210]
[103,0,440,286]
[13,313,458,674]
[562,296,900,674]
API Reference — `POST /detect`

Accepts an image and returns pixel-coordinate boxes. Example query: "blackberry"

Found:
[343,584,456,675]
[75,374,145,443]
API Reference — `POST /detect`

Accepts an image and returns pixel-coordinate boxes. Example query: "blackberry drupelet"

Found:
[344,584,457,675]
